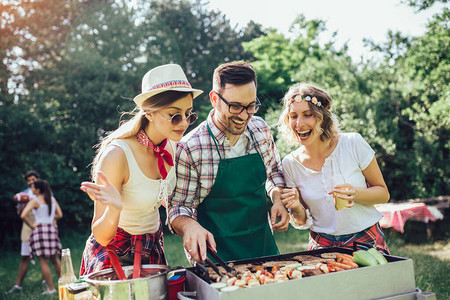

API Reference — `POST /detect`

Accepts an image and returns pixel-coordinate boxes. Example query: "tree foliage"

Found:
[0,0,96,243]
[244,11,449,200]
[393,8,449,197]
[0,0,263,244]
[402,0,448,11]
[139,0,264,118]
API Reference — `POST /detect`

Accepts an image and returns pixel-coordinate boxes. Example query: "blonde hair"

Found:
[278,83,339,146]
[90,91,192,180]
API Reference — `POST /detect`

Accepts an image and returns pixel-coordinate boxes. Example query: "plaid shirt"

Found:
[168,110,285,227]
[80,226,166,275]
[309,223,390,255]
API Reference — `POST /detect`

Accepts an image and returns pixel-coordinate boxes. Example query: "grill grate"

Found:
[191,245,401,284]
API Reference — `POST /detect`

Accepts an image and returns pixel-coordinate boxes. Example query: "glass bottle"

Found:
[58,248,77,300]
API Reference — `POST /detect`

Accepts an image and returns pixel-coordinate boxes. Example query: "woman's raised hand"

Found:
[80,171,122,211]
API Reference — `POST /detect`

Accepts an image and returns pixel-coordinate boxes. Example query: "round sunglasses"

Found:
[158,111,198,126]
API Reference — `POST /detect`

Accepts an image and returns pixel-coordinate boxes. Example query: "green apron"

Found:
[196,125,279,262]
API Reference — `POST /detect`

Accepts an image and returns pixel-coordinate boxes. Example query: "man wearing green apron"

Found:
[168,61,289,263]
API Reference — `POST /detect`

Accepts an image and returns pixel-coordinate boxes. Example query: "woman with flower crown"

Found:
[279,82,390,254]
[79,64,203,275]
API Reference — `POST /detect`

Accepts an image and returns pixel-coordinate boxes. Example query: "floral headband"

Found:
[290,95,322,107]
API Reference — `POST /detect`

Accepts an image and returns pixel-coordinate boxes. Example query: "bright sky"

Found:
[206,0,446,61]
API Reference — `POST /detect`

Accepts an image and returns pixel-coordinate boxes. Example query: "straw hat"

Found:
[133,64,203,106]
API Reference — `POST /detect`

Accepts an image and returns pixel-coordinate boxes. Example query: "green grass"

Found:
[1,227,448,299]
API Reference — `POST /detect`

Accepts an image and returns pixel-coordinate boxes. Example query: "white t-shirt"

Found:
[229,134,249,158]
[282,133,383,235]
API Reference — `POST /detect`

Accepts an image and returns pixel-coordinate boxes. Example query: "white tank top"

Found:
[111,139,176,235]
[33,198,56,225]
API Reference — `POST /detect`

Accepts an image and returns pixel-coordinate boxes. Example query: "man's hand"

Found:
[269,187,289,232]
[172,216,216,263]
[270,201,289,232]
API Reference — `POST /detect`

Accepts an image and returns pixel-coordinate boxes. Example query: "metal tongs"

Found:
[204,256,223,279]
[206,243,237,276]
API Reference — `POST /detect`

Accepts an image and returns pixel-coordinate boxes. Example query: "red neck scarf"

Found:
[136,130,173,179]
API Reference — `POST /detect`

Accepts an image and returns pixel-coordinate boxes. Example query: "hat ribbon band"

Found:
[148,80,192,92]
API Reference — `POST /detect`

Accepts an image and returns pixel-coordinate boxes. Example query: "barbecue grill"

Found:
[181,246,436,300]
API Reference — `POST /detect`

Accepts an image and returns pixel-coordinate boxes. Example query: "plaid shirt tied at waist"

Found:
[80,225,166,275]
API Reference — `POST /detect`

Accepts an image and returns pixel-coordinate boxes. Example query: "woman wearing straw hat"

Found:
[79,64,202,275]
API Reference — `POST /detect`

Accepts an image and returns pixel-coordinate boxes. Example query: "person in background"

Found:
[279,82,390,254]
[21,179,63,295]
[79,64,202,275]
[7,170,41,294]
[168,61,289,263]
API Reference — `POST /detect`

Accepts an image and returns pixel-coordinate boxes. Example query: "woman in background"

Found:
[79,64,202,275]
[21,179,62,295]
[279,82,390,254]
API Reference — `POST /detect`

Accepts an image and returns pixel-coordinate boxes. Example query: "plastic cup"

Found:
[334,187,351,210]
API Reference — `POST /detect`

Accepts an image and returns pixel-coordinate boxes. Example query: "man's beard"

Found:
[222,116,249,135]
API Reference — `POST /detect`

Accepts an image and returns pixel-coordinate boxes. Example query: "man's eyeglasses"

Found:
[157,111,198,125]
[215,91,261,114]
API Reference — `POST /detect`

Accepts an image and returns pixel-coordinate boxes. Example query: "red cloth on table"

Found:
[376,203,437,233]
